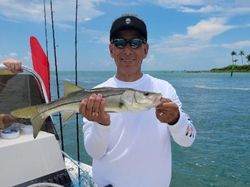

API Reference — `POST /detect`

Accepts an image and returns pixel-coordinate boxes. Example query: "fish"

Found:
[10,81,162,138]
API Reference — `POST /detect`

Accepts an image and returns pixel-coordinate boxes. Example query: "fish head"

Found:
[134,90,162,108]
[122,89,162,111]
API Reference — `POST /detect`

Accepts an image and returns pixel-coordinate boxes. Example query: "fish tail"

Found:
[31,110,47,138]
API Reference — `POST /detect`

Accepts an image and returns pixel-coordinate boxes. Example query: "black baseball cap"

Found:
[110,15,147,41]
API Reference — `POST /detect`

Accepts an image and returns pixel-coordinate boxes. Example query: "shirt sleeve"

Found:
[163,81,196,147]
[82,119,111,159]
[168,111,196,147]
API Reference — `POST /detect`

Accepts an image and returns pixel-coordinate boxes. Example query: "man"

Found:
[80,14,196,187]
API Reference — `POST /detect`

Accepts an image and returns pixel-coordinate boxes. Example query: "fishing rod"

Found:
[43,0,49,58]
[50,0,64,151]
[41,0,60,141]
[75,0,78,87]
[74,0,81,181]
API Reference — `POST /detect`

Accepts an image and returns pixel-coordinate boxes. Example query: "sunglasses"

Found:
[111,38,146,49]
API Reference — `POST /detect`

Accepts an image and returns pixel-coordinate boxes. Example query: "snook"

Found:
[11,82,162,138]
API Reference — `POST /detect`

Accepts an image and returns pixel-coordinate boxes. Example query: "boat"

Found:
[0,65,96,187]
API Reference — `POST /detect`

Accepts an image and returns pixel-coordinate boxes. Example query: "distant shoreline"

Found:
[184,70,210,73]
[185,64,250,73]
[51,64,250,73]
[209,64,250,72]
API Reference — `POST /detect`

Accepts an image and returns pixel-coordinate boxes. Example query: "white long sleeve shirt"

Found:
[83,74,196,187]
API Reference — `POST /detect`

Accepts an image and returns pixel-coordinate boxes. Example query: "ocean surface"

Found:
[50,71,250,187]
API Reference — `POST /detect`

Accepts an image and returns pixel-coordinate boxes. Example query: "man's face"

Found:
[109,29,149,81]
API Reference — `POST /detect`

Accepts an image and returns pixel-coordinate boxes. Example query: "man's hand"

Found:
[0,114,16,129]
[2,59,22,73]
[79,93,110,126]
[156,98,180,125]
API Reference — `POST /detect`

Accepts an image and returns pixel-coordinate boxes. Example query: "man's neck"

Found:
[115,72,143,82]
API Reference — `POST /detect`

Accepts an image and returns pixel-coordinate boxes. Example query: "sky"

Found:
[0,0,250,71]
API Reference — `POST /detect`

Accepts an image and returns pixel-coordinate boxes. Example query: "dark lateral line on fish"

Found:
[42,100,83,113]
[37,91,126,116]
[42,97,123,114]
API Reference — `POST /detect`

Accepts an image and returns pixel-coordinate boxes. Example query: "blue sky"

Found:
[0,0,250,71]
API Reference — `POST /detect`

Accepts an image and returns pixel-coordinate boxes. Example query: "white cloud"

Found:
[0,0,44,22]
[180,5,223,13]
[79,27,108,44]
[52,0,105,23]
[107,1,138,6]
[144,0,204,8]
[0,0,105,23]
[221,40,250,50]
[0,51,31,66]
[149,12,250,70]
[186,18,233,41]
[226,7,250,16]
[152,37,210,54]
[1,52,18,58]
[143,0,250,17]
[8,52,18,58]
[151,17,234,55]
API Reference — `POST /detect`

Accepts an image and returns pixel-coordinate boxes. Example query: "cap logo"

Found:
[125,17,131,24]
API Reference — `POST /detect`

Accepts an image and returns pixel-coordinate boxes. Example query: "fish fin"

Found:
[31,110,47,139]
[62,111,75,122]
[64,81,84,97]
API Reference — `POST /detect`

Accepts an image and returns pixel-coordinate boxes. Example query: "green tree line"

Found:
[210,50,250,72]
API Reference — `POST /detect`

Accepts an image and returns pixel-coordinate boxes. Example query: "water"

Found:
[51,71,250,187]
